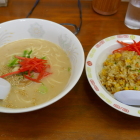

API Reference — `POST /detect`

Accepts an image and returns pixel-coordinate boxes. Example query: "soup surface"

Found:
[0,39,71,108]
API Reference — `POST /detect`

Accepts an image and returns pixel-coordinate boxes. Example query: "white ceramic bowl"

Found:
[0,18,84,113]
[86,34,140,117]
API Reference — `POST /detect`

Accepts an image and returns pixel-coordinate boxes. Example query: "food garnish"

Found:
[113,40,140,55]
[38,83,48,94]
[0,50,51,83]
[22,50,32,58]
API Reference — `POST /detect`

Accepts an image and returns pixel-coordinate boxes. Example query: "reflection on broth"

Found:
[0,39,71,108]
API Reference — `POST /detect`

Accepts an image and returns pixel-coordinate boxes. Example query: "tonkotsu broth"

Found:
[0,39,71,108]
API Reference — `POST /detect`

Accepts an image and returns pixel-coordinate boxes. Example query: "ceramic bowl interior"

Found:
[0,18,85,113]
[86,34,140,117]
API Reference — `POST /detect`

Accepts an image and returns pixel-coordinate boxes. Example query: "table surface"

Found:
[0,0,140,140]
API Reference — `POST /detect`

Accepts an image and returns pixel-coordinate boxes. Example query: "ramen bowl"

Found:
[86,34,140,117]
[0,18,84,113]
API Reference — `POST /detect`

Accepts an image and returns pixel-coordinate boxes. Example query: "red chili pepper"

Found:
[0,56,52,82]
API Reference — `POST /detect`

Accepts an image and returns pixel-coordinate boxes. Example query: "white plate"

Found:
[86,34,140,117]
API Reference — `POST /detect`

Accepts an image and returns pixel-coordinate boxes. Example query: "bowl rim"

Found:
[0,18,85,113]
[85,34,140,117]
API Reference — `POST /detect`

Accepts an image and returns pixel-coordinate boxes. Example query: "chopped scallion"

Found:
[68,67,71,72]
[126,65,131,68]
[41,56,46,60]
[38,83,48,94]
[23,50,32,58]
[8,57,19,67]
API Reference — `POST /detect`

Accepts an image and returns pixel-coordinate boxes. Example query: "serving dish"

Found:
[86,34,140,117]
[0,18,85,113]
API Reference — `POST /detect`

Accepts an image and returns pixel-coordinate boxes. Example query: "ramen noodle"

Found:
[0,39,71,108]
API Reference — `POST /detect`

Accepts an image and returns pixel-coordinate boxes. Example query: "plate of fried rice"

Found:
[86,34,140,117]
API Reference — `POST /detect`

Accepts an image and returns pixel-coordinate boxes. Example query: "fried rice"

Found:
[99,51,140,94]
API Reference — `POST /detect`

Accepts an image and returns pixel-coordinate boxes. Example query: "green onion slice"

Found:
[38,83,48,94]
